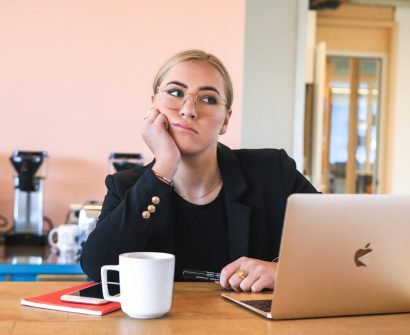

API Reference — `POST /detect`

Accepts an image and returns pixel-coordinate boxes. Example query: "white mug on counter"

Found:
[101,252,175,319]
[48,224,80,254]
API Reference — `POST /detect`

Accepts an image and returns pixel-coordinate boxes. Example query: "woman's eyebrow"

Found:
[198,86,221,96]
[165,81,188,88]
[165,81,221,96]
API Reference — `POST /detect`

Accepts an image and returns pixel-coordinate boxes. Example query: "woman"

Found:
[81,49,317,293]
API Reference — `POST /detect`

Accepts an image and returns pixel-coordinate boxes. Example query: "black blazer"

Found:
[81,143,317,281]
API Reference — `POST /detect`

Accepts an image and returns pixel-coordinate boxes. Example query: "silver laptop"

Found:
[222,194,410,319]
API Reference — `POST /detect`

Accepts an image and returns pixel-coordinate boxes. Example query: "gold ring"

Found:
[235,269,247,280]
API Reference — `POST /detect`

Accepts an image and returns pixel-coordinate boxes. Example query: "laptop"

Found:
[222,194,410,319]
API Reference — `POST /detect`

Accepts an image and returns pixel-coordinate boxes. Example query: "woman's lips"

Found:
[172,123,198,134]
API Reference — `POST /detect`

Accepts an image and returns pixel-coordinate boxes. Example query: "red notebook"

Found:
[21,282,121,316]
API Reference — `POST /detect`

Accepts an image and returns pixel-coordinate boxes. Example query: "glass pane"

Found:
[325,57,381,194]
[355,59,380,193]
[328,58,350,193]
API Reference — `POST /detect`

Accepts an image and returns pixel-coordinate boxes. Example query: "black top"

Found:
[175,188,228,279]
[81,143,318,282]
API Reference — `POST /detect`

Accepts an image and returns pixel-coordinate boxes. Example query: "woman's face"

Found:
[152,60,231,157]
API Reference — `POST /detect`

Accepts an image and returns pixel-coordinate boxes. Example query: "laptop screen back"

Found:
[270,194,410,319]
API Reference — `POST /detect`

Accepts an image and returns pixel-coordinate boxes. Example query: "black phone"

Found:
[61,282,120,305]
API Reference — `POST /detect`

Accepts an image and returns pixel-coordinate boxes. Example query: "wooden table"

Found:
[1,282,410,334]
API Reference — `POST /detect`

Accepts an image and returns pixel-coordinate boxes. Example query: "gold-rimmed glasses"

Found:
[156,86,228,117]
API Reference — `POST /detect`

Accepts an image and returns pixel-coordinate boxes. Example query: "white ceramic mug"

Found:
[101,252,175,319]
[48,224,80,254]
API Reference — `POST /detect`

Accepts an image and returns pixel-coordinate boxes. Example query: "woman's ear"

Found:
[220,110,232,135]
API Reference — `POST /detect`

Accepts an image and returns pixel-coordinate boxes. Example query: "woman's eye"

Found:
[201,95,218,105]
[167,89,184,98]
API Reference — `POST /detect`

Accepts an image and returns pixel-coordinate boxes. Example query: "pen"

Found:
[182,269,221,282]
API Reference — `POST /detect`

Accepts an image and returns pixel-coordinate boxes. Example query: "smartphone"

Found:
[60,282,120,305]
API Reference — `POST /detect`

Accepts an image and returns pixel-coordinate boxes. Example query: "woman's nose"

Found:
[179,94,198,119]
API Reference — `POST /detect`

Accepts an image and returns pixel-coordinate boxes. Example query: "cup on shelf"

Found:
[48,224,80,255]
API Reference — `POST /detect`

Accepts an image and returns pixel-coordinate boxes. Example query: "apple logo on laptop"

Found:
[354,243,373,267]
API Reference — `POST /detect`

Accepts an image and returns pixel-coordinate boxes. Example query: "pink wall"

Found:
[0,0,245,231]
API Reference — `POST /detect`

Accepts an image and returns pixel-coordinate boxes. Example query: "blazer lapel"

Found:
[217,143,251,262]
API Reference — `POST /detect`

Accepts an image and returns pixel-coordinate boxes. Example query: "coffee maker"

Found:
[7,150,50,244]
[109,152,144,173]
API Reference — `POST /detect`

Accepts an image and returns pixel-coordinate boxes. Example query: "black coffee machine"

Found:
[6,150,52,245]
[109,152,144,173]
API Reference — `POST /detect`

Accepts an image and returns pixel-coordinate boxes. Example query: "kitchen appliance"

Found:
[7,150,50,245]
[108,152,143,173]
[77,203,102,252]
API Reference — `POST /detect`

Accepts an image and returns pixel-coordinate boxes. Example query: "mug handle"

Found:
[101,265,121,302]
[48,227,58,248]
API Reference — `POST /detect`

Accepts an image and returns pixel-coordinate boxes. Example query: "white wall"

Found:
[391,7,410,193]
[241,0,309,169]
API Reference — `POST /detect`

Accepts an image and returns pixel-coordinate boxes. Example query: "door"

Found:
[323,56,382,194]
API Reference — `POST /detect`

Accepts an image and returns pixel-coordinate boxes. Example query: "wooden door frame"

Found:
[326,50,389,193]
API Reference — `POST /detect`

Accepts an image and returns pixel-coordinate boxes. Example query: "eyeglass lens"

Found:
[158,90,225,115]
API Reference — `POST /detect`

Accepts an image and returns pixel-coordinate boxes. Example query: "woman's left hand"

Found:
[219,257,278,293]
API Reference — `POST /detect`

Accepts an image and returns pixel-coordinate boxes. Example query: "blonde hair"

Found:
[153,50,233,109]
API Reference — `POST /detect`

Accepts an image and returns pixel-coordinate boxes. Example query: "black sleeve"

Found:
[279,149,318,194]
[80,168,175,282]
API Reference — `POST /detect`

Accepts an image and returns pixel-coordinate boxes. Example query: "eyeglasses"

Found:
[156,86,228,117]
